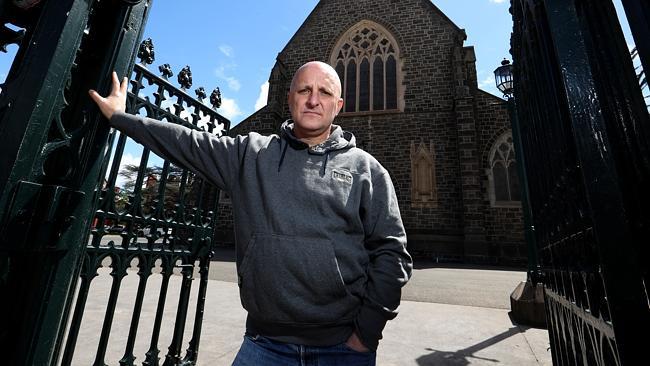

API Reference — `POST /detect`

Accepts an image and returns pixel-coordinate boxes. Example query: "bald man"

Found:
[90,61,412,366]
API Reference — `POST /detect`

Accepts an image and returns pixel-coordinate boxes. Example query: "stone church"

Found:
[215,0,525,265]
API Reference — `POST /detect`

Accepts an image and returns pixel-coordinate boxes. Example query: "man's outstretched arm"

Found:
[87,71,244,191]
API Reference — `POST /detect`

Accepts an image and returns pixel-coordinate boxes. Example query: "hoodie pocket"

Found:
[238,233,358,325]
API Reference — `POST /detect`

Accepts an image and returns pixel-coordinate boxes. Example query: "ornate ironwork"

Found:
[58,39,229,364]
[631,47,649,111]
[159,62,173,79]
[0,25,25,52]
[137,37,155,65]
[620,0,649,86]
[177,65,192,90]
[0,0,153,364]
[511,0,650,364]
[195,86,206,101]
[210,87,222,109]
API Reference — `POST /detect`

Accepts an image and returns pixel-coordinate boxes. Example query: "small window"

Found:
[488,132,521,206]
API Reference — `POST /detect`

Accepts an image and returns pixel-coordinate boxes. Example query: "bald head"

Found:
[287,61,345,145]
[290,61,342,98]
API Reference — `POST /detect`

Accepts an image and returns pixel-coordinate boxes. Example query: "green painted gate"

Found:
[510,0,649,364]
[0,1,229,365]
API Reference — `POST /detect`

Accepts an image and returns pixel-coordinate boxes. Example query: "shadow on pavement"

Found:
[415,326,521,365]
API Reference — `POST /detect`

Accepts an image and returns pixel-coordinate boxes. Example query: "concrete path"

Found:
[69,248,552,365]
[197,281,551,366]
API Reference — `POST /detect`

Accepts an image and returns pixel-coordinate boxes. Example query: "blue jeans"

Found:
[232,334,376,366]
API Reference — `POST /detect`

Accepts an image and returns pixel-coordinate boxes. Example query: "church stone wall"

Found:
[475,90,526,264]
[215,0,526,265]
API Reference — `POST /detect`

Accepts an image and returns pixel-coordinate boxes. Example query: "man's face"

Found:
[288,62,344,141]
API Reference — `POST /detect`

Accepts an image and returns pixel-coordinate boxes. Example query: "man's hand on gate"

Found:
[89,71,128,120]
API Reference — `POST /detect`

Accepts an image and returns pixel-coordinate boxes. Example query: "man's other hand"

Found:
[345,331,370,353]
[89,71,128,120]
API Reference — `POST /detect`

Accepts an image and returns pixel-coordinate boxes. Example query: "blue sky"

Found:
[0,0,636,124]
[0,0,637,187]
[134,0,635,124]
[139,0,516,123]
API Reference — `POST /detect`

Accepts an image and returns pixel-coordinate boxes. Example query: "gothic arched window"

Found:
[330,21,401,113]
[487,132,521,207]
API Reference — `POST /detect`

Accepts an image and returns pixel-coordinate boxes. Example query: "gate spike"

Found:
[195,86,206,102]
[137,38,155,66]
[158,63,173,79]
[210,87,222,109]
[177,66,192,90]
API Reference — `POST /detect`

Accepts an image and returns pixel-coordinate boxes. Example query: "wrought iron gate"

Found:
[0,1,229,365]
[511,0,649,364]
[0,1,152,364]
[60,42,229,365]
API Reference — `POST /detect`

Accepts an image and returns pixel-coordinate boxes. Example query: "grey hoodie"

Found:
[110,112,412,350]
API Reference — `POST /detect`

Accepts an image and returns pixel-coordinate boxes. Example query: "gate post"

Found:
[511,0,650,364]
[0,1,152,364]
[620,0,649,77]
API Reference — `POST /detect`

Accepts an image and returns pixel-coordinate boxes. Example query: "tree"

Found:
[117,163,186,217]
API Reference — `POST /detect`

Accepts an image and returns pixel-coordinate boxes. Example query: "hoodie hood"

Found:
[279,120,356,174]
[280,120,356,155]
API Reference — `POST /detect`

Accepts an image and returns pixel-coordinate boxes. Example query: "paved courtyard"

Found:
[68,246,552,365]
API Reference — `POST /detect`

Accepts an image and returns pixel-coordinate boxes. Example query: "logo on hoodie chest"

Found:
[332,169,353,184]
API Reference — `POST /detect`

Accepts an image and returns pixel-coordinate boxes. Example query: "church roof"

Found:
[277,0,464,59]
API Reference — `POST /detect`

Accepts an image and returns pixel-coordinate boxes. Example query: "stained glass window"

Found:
[330,21,400,113]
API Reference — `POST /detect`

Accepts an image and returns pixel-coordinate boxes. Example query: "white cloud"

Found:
[219,44,234,58]
[478,75,495,89]
[226,78,241,91]
[489,0,507,3]
[254,81,269,111]
[215,66,241,92]
[218,97,243,120]
[107,152,142,188]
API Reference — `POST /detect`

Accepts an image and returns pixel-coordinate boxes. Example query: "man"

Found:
[90,61,412,365]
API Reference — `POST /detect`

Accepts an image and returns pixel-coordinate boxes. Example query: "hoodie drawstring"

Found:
[321,152,329,177]
[278,140,289,172]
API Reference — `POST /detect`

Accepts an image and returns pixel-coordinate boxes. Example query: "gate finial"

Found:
[158,63,173,79]
[137,38,155,65]
[210,87,222,109]
[178,66,192,90]
[195,86,206,102]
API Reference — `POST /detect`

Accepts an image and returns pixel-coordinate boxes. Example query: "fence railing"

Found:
[631,47,649,111]
[60,39,229,366]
